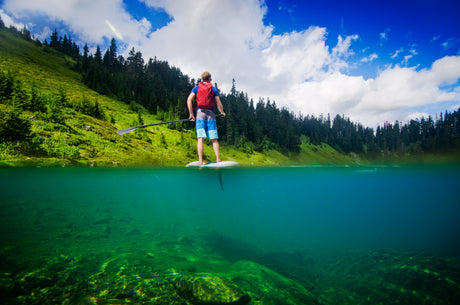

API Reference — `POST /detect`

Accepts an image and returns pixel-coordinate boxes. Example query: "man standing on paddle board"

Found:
[187,71,226,165]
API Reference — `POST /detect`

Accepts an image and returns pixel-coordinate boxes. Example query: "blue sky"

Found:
[266,0,459,76]
[1,0,459,127]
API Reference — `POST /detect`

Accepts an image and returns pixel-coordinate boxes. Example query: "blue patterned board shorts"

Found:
[196,109,218,140]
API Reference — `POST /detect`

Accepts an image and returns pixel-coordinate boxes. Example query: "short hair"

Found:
[201,71,211,81]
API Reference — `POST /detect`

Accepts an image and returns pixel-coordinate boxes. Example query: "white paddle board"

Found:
[186,161,239,168]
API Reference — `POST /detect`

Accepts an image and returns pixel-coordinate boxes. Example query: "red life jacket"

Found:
[196,82,214,109]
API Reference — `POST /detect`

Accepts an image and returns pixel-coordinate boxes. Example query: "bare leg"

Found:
[197,138,204,165]
[212,139,221,163]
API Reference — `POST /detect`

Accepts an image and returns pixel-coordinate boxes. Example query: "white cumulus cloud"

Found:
[361,53,378,63]
[0,8,25,29]
[1,0,151,44]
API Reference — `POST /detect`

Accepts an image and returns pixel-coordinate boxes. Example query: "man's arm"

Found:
[187,92,196,121]
[215,96,226,117]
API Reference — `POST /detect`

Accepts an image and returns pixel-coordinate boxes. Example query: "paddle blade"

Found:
[116,126,140,135]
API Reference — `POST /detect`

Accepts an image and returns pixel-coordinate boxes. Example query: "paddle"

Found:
[117,113,224,135]
[116,118,190,135]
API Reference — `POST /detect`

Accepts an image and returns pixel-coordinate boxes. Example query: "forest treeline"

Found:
[2,21,460,158]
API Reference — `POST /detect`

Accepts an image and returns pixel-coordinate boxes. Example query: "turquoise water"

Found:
[1,165,460,304]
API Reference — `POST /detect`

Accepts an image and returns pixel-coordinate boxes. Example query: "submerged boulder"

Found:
[228,260,317,304]
[174,275,251,305]
[2,246,317,304]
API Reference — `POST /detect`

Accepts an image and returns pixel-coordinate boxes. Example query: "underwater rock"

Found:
[0,244,318,305]
[0,273,22,299]
[126,228,141,236]
[93,218,111,225]
[174,275,250,305]
[229,260,317,304]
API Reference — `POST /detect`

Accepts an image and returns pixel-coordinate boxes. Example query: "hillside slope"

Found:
[0,28,357,167]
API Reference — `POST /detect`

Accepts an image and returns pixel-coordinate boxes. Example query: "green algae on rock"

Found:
[173,275,250,304]
[3,253,316,304]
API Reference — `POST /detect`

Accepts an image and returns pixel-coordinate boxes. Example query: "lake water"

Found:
[1,165,459,304]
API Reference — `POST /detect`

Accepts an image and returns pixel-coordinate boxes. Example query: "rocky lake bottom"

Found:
[1,166,459,304]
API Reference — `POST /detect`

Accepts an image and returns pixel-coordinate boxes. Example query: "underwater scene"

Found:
[1,165,459,304]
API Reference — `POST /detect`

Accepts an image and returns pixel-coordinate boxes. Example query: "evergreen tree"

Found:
[62,34,68,53]
[0,110,31,142]
[49,29,59,49]
[82,43,90,71]
[103,38,119,72]
[0,71,15,102]
[94,46,103,65]
[21,26,31,41]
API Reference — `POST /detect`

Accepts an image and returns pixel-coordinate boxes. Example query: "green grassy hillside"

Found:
[0,28,359,167]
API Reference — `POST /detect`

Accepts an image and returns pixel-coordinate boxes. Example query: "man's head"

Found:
[201,71,212,82]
